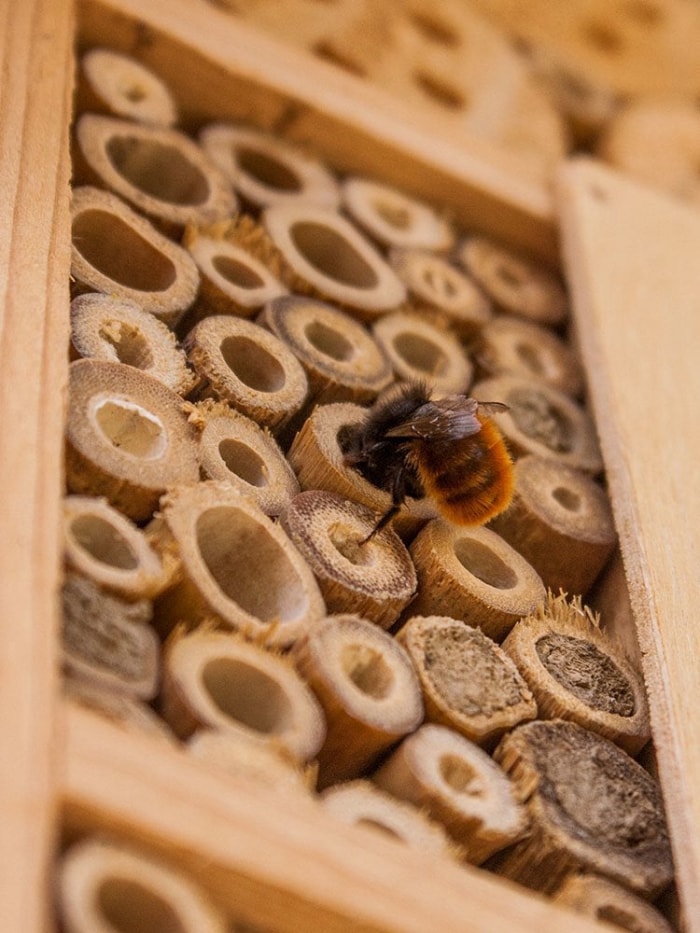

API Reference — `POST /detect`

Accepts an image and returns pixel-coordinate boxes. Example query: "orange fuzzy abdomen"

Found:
[414,418,514,526]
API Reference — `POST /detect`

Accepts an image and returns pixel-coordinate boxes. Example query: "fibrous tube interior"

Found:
[106,135,210,205]
[212,255,265,289]
[69,513,139,570]
[454,539,518,590]
[220,335,286,392]
[201,656,294,734]
[94,399,167,460]
[236,146,302,193]
[392,332,447,375]
[195,506,309,622]
[340,643,394,700]
[99,321,154,369]
[217,439,269,487]
[290,221,379,288]
[439,754,484,796]
[97,877,186,933]
[73,210,177,291]
[304,320,354,362]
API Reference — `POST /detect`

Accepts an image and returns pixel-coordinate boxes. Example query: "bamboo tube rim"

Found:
[79,46,179,126]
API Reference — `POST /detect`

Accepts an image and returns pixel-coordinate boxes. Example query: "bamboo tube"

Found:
[260,203,407,319]
[389,248,492,340]
[279,490,417,629]
[500,593,650,755]
[77,47,178,127]
[342,177,455,252]
[260,295,393,405]
[491,720,674,898]
[472,376,604,473]
[200,122,341,211]
[597,99,700,208]
[161,628,326,763]
[61,573,159,701]
[187,730,315,796]
[373,723,527,864]
[70,293,195,396]
[371,310,473,394]
[321,780,459,861]
[292,614,424,787]
[287,401,436,540]
[408,521,546,642]
[73,114,237,231]
[64,359,200,522]
[488,456,616,597]
[184,314,308,431]
[63,495,170,601]
[182,224,288,328]
[455,235,568,326]
[475,316,584,397]
[398,615,537,748]
[71,186,200,328]
[552,873,674,933]
[148,482,326,647]
[197,402,300,516]
[57,837,227,933]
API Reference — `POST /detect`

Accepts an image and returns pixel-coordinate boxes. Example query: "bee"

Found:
[341,381,514,540]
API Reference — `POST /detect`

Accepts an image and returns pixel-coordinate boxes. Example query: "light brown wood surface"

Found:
[77,0,558,262]
[559,158,700,929]
[0,1,74,930]
[62,702,612,933]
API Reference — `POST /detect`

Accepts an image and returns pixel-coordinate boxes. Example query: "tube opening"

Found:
[69,513,139,570]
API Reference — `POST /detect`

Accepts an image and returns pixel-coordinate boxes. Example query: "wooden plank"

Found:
[558,158,700,930]
[76,0,558,263]
[61,703,613,933]
[0,0,74,930]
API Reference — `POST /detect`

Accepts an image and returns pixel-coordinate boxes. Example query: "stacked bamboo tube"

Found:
[57,43,674,931]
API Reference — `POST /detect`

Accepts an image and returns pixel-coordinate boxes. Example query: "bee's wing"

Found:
[384,396,483,441]
[476,401,510,418]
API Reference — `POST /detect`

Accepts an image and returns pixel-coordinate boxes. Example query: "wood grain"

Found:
[61,703,613,933]
[559,157,700,930]
[0,0,74,930]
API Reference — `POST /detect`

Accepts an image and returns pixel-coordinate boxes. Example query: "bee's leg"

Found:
[360,464,409,544]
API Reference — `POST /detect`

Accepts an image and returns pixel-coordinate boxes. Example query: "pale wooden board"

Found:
[558,158,700,930]
[61,703,614,933]
[0,1,74,930]
[77,0,558,263]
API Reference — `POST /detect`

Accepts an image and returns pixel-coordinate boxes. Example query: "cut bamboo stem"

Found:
[491,720,674,897]
[287,401,436,539]
[182,224,288,325]
[407,521,546,642]
[184,314,308,431]
[371,310,473,394]
[70,293,195,395]
[57,836,227,933]
[472,376,604,473]
[64,359,200,522]
[455,235,568,326]
[260,203,407,319]
[398,615,537,748]
[77,47,178,127]
[500,593,650,755]
[73,114,237,231]
[62,495,170,601]
[389,247,492,340]
[552,873,674,933]
[279,490,417,629]
[321,780,458,861]
[374,723,528,864]
[488,455,616,597]
[260,294,393,405]
[148,482,326,647]
[292,614,424,788]
[61,573,159,701]
[197,402,300,516]
[71,186,200,328]
[475,316,584,397]
[160,628,326,763]
[342,176,455,252]
[200,122,341,211]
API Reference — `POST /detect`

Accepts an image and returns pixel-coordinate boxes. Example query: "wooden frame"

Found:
[1,0,698,929]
